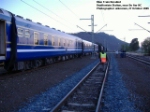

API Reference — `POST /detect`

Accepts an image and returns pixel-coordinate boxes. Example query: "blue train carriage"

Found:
[82,39,92,55]
[93,43,98,53]
[0,8,83,71]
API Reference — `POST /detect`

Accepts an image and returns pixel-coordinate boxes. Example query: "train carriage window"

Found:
[25,30,30,38]
[34,32,39,45]
[63,39,65,46]
[58,38,60,46]
[66,40,68,46]
[17,28,24,37]
[68,40,71,46]
[52,37,55,46]
[60,38,63,46]
[67,40,69,46]
[66,40,69,46]
[44,34,48,46]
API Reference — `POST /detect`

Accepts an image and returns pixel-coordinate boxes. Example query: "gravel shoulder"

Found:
[117,55,150,112]
[101,53,150,112]
[0,56,98,112]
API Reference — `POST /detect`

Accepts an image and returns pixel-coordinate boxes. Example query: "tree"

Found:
[121,44,130,51]
[141,37,150,55]
[129,38,139,51]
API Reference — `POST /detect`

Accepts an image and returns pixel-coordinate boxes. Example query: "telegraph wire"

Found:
[33,0,81,28]
[21,0,91,33]
[32,0,89,33]
[20,0,75,31]
[59,0,79,18]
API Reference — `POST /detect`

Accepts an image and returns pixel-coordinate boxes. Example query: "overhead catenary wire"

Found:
[32,0,77,27]
[134,22,150,33]
[33,0,90,33]
[59,0,79,18]
[76,25,91,35]
[21,0,94,34]
[20,0,75,32]
[96,24,107,33]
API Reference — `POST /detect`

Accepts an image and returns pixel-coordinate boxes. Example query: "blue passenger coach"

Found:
[0,8,98,71]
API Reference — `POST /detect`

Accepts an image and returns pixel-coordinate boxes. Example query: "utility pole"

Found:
[80,15,97,59]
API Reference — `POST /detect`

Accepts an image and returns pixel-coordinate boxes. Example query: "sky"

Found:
[0,0,150,45]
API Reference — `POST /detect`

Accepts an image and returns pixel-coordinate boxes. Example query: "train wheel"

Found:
[45,58,51,65]
[62,56,65,61]
[25,61,32,70]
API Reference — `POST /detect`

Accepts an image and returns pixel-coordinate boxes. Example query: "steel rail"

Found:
[51,59,110,112]
[50,62,100,112]
[127,55,150,66]
[96,60,110,112]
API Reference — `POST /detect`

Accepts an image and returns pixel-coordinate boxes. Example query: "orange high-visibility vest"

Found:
[100,52,106,63]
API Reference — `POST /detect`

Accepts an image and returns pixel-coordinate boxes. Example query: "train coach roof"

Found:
[0,8,83,41]
[0,8,15,16]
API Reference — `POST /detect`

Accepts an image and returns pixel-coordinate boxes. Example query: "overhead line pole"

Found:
[128,29,144,30]
[138,15,150,17]
[80,15,97,59]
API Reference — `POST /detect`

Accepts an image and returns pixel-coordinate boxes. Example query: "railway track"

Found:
[51,61,109,112]
[126,54,150,66]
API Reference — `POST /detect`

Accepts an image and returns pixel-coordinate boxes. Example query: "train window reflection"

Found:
[18,28,24,37]
[34,32,39,45]
[52,37,55,46]
[44,34,48,46]
[63,39,65,46]
[25,30,30,38]
[58,38,60,46]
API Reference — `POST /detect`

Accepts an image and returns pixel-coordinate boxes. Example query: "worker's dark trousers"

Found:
[101,63,106,72]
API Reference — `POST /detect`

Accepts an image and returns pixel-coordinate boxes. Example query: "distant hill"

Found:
[71,32,128,51]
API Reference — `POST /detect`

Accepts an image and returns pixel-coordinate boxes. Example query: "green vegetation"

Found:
[120,38,139,52]
[121,44,130,51]
[141,37,150,56]
[129,38,139,51]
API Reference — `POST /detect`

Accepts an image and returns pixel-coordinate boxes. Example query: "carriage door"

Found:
[81,42,84,55]
[0,20,6,56]
[76,39,78,53]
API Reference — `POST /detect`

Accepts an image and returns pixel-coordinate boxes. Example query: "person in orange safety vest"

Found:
[99,46,107,71]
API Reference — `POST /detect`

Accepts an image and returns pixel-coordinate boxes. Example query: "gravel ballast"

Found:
[101,54,150,112]
[1,54,150,112]
[17,60,99,112]
[101,54,140,112]
[0,56,98,112]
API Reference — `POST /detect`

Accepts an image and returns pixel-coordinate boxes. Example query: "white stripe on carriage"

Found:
[6,48,83,52]
[7,48,65,52]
